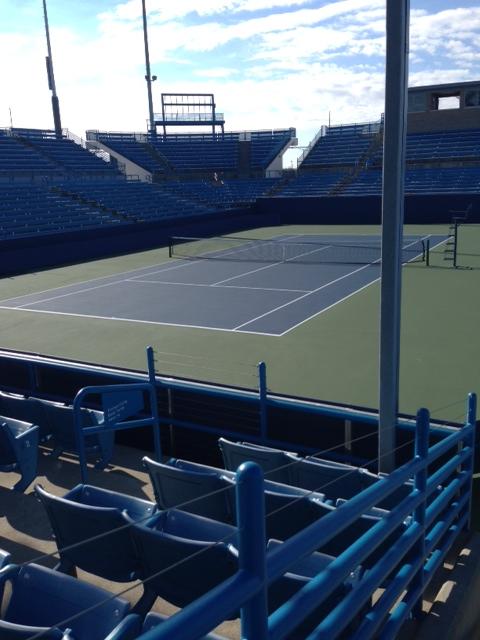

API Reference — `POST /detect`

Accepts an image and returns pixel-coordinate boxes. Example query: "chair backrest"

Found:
[0,563,130,640]
[36,485,139,582]
[131,523,238,611]
[291,458,368,499]
[218,438,291,484]
[35,401,89,451]
[143,457,233,523]
[0,393,52,440]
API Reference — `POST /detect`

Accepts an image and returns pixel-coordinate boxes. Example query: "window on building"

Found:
[465,89,480,108]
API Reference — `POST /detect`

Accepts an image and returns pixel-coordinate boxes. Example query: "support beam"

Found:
[142,0,156,138]
[42,0,62,137]
[378,0,410,472]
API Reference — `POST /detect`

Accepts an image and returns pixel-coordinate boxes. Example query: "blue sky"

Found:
[1,1,479,152]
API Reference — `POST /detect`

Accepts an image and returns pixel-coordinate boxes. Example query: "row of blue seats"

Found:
[162,178,279,209]
[10,129,119,176]
[0,550,224,639]
[302,126,480,169]
[0,391,113,491]
[0,475,366,638]
[96,130,293,173]
[0,185,121,239]
[60,181,214,221]
[0,135,117,179]
[277,167,480,196]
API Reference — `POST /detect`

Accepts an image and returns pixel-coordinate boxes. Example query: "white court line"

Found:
[211,239,330,286]
[276,234,437,336]
[0,234,442,337]
[0,305,280,337]
[0,255,199,306]
[126,279,309,293]
[233,262,375,330]
[234,235,431,332]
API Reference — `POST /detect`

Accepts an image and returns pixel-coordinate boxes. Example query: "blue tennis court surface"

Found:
[0,234,446,337]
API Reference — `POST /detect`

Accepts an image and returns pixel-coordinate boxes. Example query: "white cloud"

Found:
[1,1,478,149]
[194,68,238,78]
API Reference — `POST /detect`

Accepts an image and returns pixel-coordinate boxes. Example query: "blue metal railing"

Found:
[73,348,161,482]
[135,394,476,640]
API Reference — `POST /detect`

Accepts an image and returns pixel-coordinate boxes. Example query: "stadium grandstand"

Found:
[1,2,480,637]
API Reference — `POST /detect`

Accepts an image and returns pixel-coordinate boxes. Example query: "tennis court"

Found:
[0,232,445,337]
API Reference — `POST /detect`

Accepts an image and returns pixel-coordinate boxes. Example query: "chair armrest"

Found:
[103,614,142,640]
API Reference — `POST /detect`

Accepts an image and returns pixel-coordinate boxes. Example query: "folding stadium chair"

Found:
[143,456,234,522]
[0,562,131,640]
[0,391,54,441]
[130,509,239,615]
[219,438,415,510]
[143,456,328,523]
[0,416,39,492]
[143,456,394,565]
[132,517,363,638]
[35,399,114,469]
[35,483,157,612]
[218,437,293,484]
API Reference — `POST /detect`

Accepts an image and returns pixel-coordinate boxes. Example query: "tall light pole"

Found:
[378,0,410,472]
[42,0,62,137]
[142,0,157,138]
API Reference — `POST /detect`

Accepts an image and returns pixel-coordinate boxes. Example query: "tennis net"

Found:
[169,235,429,266]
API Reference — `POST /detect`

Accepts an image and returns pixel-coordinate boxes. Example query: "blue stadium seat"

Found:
[35,484,156,599]
[35,399,114,468]
[143,456,233,522]
[0,416,39,492]
[132,517,362,637]
[131,509,239,614]
[219,438,414,510]
[218,438,293,484]
[0,563,131,640]
[143,456,397,564]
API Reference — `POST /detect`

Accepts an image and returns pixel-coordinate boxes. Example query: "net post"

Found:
[258,361,268,442]
[425,239,430,267]
[168,237,173,258]
[453,221,458,268]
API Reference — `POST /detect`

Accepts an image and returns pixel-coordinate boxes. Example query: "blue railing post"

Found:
[466,392,477,530]
[147,345,162,461]
[236,462,269,639]
[412,408,429,618]
[73,390,89,483]
[258,361,268,442]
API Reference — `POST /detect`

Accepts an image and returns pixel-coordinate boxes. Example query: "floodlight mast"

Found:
[142,0,156,139]
[42,0,62,137]
[378,0,410,473]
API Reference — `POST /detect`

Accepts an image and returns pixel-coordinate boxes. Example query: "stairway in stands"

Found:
[142,141,174,175]
[328,125,384,196]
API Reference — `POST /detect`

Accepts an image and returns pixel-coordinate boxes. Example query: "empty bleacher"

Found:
[0,184,123,240]
[284,123,480,197]
[93,129,295,175]
[0,128,119,181]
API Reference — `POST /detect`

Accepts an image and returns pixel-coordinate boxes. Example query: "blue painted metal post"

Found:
[147,346,162,461]
[378,0,410,473]
[236,462,269,639]
[466,392,477,530]
[73,402,89,483]
[258,362,268,442]
[412,408,429,617]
